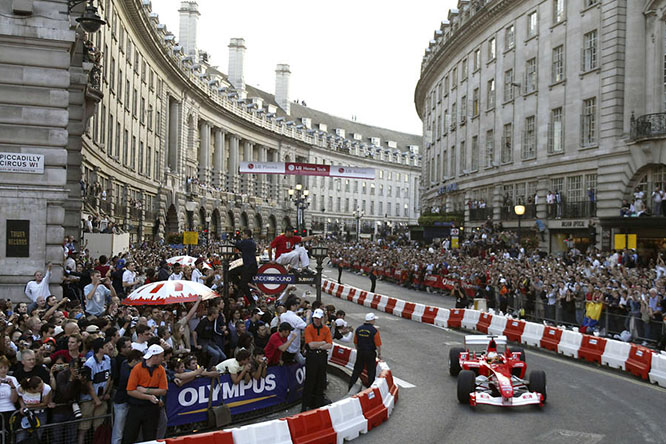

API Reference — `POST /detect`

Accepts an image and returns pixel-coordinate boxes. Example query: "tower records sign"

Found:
[6,220,29,257]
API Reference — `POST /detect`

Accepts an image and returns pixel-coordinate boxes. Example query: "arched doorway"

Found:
[268,215,277,239]
[281,216,292,233]
[226,210,235,235]
[198,207,207,231]
[240,212,249,229]
[627,164,666,215]
[210,209,220,240]
[166,205,179,235]
[254,214,263,238]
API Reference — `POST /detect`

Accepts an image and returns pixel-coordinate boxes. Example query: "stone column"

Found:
[243,140,253,195]
[259,145,268,198]
[199,121,210,185]
[213,128,225,190]
[229,135,239,193]
[167,98,180,173]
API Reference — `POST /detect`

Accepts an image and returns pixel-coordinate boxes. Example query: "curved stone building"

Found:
[415,0,666,254]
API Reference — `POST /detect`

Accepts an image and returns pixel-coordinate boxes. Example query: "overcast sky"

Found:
[151,1,457,135]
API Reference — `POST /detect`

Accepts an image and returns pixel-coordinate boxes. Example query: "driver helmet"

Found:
[486,351,499,363]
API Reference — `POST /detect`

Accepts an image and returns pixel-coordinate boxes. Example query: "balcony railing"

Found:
[546,201,596,219]
[500,204,536,220]
[469,207,493,221]
[630,112,666,141]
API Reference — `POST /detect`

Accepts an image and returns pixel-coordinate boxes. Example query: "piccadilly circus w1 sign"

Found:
[239,162,375,179]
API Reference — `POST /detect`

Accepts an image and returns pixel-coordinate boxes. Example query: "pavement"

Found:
[298,264,666,444]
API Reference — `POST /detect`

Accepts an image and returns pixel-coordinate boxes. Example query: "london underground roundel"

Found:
[253,263,293,295]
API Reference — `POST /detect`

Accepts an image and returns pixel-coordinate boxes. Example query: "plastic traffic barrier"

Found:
[557,330,583,358]
[411,304,426,322]
[322,281,331,293]
[334,284,344,298]
[447,309,465,328]
[369,294,382,309]
[356,291,369,306]
[376,295,390,312]
[354,388,388,431]
[346,288,357,302]
[487,315,508,336]
[648,353,666,388]
[461,310,481,330]
[625,345,653,380]
[382,297,396,314]
[329,345,352,367]
[391,299,405,317]
[401,302,416,320]
[378,369,398,401]
[324,397,368,444]
[230,418,293,444]
[503,319,526,343]
[421,306,439,325]
[162,430,234,444]
[601,339,632,370]
[285,408,337,444]
[475,312,493,334]
[521,322,545,347]
[370,376,395,417]
[578,335,607,364]
[339,286,351,300]
[433,308,450,328]
[540,326,563,352]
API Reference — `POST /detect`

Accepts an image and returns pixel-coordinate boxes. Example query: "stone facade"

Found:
[415,0,666,254]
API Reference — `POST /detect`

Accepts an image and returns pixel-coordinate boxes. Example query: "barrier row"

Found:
[142,344,398,444]
[321,280,666,389]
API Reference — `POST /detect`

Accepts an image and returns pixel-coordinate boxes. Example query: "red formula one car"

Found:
[449,335,546,407]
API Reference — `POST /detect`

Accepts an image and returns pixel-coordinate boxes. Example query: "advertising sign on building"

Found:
[0,153,44,174]
[239,162,375,179]
[6,220,30,257]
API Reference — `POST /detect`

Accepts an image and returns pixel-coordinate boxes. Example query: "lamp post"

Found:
[220,242,236,300]
[68,0,106,32]
[288,183,310,234]
[514,204,526,245]
[311,244,329,305]
[352,209,364,242]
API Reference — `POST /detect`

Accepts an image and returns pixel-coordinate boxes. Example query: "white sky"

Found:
[151,0,458,135]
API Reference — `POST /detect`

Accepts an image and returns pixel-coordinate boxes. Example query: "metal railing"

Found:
[6,408,111,444]
[500,204,536,220]
[469,207,493,221]
[630,112,666,141]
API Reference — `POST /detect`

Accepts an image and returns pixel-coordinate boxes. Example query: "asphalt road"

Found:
[308,264,666,444]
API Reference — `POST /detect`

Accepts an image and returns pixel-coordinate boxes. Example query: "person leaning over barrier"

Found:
[264,322,297,366]
[215,348,252,385]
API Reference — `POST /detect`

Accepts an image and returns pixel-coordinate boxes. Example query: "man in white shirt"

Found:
[280,297,307,365]
[191,258,205,284]
[122,262,140,295]
[25,263,52,303]
[168,263,183,280]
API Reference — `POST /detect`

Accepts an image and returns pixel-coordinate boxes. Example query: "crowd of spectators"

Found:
[0,237,351,443]
[328,227,665,349]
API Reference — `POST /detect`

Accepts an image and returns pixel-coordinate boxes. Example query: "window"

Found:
[140,98,145,124]
[141,61,147,83]
[450,145,456,177]
[501,123,513,163]
[138,141,144,174]
[370,184,375,195]
[362,181,366,194]
[522,115,536,160]
[460,96,467,124]
[125,80,130,106]
[460,140,466,173]
[345,179,350,192]
[584,173,597,196]
[156,111,161,133]
[131,136,136,169]
[115,122,120,158]
[117,69,123,100]
[502,70,514,103]
[107,115,113,157]
[100,105,106,145]
[379,170,384,179]
[452,67,458,88]
[396,186,401,198]
[370,201,374,214]
[123,130,128,164]
[388,185,392,197]
[553,0,565,24]
[354,180,359,192]
[345,198,349,212]
[552,45,564,83]
[444,74,449,96]
[132,89,138,116]
[336,197,341,212]
[379,184,384,196]
[134,52,139,72]
[488,37,496,61]
[551,177,564,196]
[404,204,409,217]
[487,79,496,109]
[548,107,564,153]
[379,202,383,216]
[388,202,392,215]
[149,69,154,90]
[461,58,468,81]
[566,175,583,203]
[581,97,597,147]
[119,26,125,49]
[485,130,495,167]
[473,49,480,72]
[583,30,598,71]
[472,88,479,117]
[505,24,515,50]
[451,103,457,130]
[527,11,538,38]
[147,147,152,178]
[525,58,537,94]
[583,0,598,7]
[471,136,479,171]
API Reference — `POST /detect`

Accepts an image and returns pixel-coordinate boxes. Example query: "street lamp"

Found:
[514,204,526,245]
[352,209,364,242]
[311,244,329,304]
[287,184,310,234]
[68,0,106,33]
[220,242,236,300]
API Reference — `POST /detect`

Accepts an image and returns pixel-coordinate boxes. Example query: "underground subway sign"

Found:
[253,263,293,294]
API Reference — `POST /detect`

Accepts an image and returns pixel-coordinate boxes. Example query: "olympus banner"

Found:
[0,152,44,174]
[239,161,375,179]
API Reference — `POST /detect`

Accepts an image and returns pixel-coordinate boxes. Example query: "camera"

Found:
[72,402,82,419]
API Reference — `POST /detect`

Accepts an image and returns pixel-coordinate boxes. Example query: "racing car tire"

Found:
[457,370,476,404]
[512,347,526,362]
[528,370,547,402]
[449,347,465,376]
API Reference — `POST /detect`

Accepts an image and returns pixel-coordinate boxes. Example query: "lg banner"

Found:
[239,161,375,179]
[166,363,305,426]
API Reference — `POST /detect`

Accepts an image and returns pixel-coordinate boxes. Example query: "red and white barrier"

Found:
[557,330,583,358]
[324,397,368,444]
[461,309,481,330]
[648,353,666,387]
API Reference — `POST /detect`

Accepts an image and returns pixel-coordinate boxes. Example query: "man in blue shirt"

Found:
[235,229,258,305]
[80,337,113,443]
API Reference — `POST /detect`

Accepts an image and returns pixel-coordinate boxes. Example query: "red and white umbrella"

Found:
[122,280,218,305]
[167,255,212,269]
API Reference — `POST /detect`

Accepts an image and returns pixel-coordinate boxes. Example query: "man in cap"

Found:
[122,344,168,444]
[301,308,332,412]
[80,337,113,443]
[348,313,382,392]
[264,322,298,365]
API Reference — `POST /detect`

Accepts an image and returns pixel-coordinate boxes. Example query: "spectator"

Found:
[84,270,116,317]
[215,348,252,385]
[193,306,226,367]
[16,376,52,442]
[264,322,296,366]
[347,313,382,393]
[24,263,52,304]
[132,324,153,353]
[78,337,113,444]
[279,297,307,366]
[301,309,332,412]
[14,349,50,383]
[111,349,143,444]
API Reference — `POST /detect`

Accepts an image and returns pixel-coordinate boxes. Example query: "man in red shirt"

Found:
[264,322,297,365]
[268,226,318,272]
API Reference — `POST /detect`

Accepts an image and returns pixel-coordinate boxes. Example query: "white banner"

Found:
[0,152,44,174]
[239,162,375,179]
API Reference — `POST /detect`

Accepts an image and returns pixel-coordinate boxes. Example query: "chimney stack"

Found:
[275,64,291,114]
[228,38,246,93]
[178,1,199,56]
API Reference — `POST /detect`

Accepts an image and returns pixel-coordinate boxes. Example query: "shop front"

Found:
[548,219,593,254]
[599,217,666,264]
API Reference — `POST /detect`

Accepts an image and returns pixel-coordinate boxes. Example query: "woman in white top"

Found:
[16,375,53,441]
[0,355,18,437]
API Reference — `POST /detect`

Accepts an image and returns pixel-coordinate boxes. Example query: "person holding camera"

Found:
[0,355,18,441]
[79,337,113,444]
[84,270,117,317]
[249,349,268,380]
[50,357,83,444]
